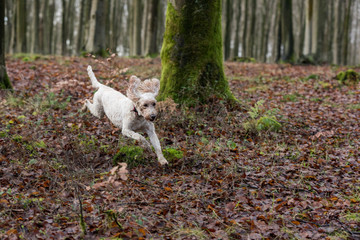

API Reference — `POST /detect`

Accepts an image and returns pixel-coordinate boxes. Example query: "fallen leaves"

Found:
[0,57,359,239]
[89,163,129,190]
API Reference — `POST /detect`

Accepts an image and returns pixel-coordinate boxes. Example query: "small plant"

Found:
[6,93,25,108]
[163,148,184,162]
[113,145,145,167]
[306,74,319,80]
[336,69,360,85]
[282,94,299,102]
[341,212,360,223]
[243,100,281,134]
[29,91,71,113]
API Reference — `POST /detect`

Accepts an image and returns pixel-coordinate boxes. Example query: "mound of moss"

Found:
[163,148,184,162]
[336,69,360,85]
[113,146,145,167]
[232,57,256,63]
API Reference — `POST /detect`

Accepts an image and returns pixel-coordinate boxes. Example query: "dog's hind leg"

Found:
[84,94,104,118]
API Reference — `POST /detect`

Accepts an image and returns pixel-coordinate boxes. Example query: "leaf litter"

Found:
[0,56,359,239]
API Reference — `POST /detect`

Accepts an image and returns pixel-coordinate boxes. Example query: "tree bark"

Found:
[30,0,38,54]
[223,0,232,60]
[0,0,12,89]
[242,0,248,57]
[16,0,27,53]
[6,0,15,54]
[131,0,142,56]
[159,0,235,105]
[233,0,241,58]
[86,0,98,53]
[94,0,106,56]
[343,0,353,65]
[280,0,294,62]
[303,0,312,56]
[145,0,160,56]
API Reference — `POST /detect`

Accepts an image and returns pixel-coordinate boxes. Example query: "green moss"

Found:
[159,1,235,105]
[13,53,41,62]
[0,69,12,89]
[113,146,145,167]
[163,148,184,162]
[336,69,360,85]
[232,57,256,63]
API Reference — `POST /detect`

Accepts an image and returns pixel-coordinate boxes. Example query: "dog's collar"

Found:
[132,106,139,116]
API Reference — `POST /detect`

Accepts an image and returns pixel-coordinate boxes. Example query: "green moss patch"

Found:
[336,69,360,85]
[163,148,184,162]
[113,146,145,167]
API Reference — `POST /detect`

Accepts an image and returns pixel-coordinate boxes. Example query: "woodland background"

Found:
[1,0,360,239]
[4,0,360,65]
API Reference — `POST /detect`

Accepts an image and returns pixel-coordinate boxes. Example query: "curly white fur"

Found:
[84,65,168,165]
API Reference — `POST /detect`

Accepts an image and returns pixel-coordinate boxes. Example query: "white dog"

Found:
[83,66,168,165]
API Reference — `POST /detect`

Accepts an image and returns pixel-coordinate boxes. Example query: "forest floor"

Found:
[0,55,359,240]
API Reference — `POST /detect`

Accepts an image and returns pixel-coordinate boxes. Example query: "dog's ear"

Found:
[140,78,160,96]
[127,75,141,102]
[150,78,160,96]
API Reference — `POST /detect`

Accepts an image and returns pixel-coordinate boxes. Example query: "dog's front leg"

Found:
[122,128,152,151]
[146,123,168,165]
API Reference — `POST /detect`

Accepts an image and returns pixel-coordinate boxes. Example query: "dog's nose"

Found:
[150,114,156,121]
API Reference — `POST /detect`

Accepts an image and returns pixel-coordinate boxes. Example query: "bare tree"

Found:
[15,0,27,53]
[0,0,12,89]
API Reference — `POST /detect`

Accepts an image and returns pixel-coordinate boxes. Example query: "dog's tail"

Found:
[87,65,101,89]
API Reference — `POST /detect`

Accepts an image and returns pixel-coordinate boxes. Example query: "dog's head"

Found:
[127,76,160,121]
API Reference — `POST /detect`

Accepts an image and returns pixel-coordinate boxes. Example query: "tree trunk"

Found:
[342,0,353,65]
[223,0,232,60]
[303,0,312,55]
[280,0,294,62]
[6,0,15,54]
[233,0,241,58]
[131,0,142,56]
[247,0,256,57]
[145,0,160,56]
[86,0,98,53]
[159,0,235,105]
[0,0,12,89]
[62,0,68,55]
[30,0,38,54]
[333,0,339,64]
[242,0,248,57]
[16,0,27,53]
[43,0,55,54]
[78,0,91,53]
[94,0,106,56]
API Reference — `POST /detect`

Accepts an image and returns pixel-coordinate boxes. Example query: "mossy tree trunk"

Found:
[159,0,235,105]
[0,0,12,89]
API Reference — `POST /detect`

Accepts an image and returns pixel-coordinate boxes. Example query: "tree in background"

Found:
[15,0,26,53]
[159,0,235,105]
[277,0,294,62]
[0,0,12,89]
[144,0,160,56]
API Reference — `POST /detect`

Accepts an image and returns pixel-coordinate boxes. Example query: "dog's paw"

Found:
[81,101,88,112]
[158,157,168,165]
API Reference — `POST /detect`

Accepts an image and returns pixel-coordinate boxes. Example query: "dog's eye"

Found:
[152,103,156,106]
[144,104,148,107]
